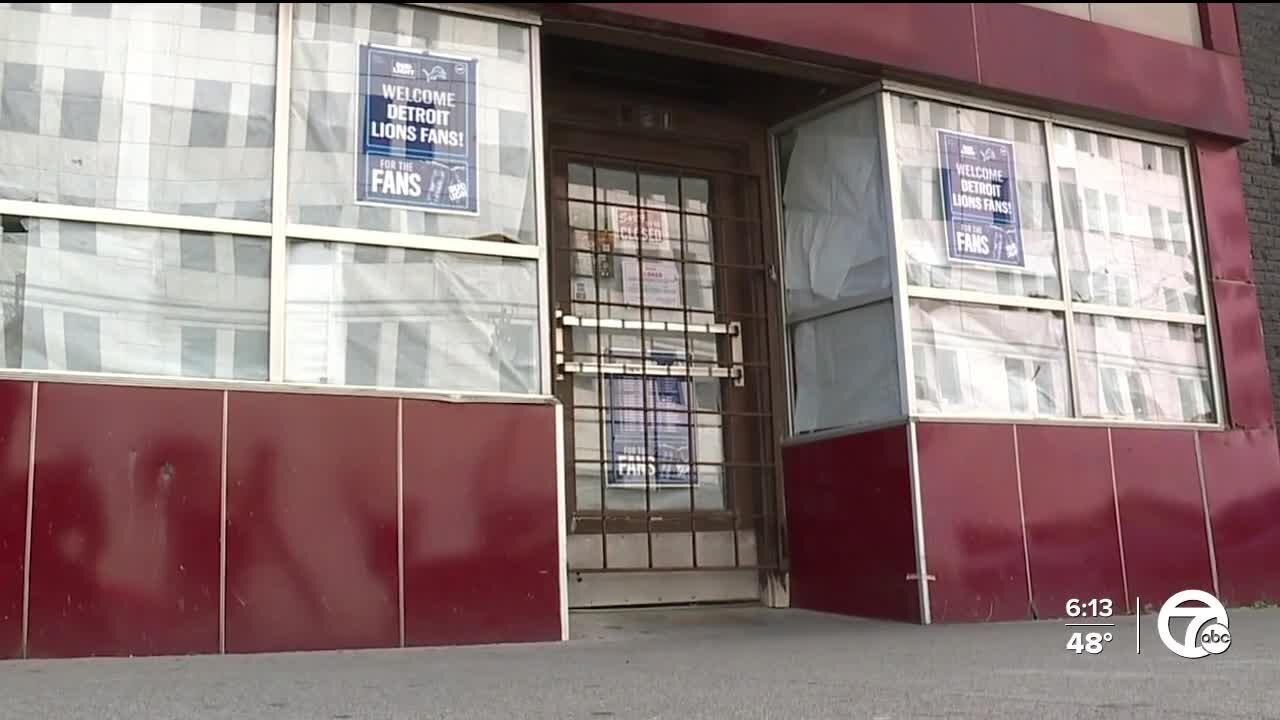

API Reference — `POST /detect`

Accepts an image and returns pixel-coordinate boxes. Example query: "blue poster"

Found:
[937,129,1024,267]
[357,45,478,214]
[607,352,696,488]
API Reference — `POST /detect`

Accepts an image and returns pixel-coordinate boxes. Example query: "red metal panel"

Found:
[1195,140,1253,283]
[0,380,32,659]
[571,3,980,83]
[1199,428,1280,606]
[1211,280,1275,429]
[973,3,1249,140]
[1016,425,1126,619]
[402,401,560,646]
[570,3,1250,141]
[783,424,919,623]
[1198,3,1240,55]
[27,384,222,658]
[225,392,399,654]
[916,423,1029,623]
[1111,429,1213,613]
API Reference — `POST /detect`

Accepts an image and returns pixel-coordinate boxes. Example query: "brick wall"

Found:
[1239,3,1280,413]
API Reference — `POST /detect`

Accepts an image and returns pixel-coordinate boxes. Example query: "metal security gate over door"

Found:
[547,83,784,608]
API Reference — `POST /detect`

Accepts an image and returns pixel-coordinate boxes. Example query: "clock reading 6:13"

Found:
[1066,598,1113,618]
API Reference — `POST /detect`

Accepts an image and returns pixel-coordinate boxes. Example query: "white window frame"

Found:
[880,80,1224,430]
[0,2,551,402]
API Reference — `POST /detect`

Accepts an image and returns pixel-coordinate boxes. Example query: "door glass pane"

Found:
[565,162,729,513]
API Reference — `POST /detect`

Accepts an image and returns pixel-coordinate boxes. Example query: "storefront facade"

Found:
[0,2,1275,659]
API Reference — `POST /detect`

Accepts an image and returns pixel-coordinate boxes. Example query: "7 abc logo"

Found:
[1157,589,1232,659]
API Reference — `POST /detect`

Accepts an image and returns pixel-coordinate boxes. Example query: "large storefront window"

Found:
[0,215,270,378]
[777,87,1221,433]
[0,3,278,220]
[0,3,544,394]
[893,96,1061,301]
[288,3,536,244]
[284,241,538,393]
[888,90,1220,426]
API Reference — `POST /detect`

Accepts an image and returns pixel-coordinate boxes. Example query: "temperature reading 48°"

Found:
[1067,631,1113,654]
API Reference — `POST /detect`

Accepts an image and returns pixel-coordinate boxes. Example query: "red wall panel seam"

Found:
[397,398,405,649]
[1012,425,1034,615]
[219,390,228,655]
[20,382,36,659]
[1194,432,1223,596]
[1106,428,1132,613]
[969,3,981,83]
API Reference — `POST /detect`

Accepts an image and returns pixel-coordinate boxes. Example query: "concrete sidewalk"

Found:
[3,605,1279,719]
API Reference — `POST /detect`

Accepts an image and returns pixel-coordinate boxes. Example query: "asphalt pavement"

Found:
[2,605,1279,719]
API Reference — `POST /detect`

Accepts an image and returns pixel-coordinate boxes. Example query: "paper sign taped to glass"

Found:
[356,44,479,215]
[606,349,697,488]
[621,258,682,307]
[937,129,1025,267]
[610,206,671,254]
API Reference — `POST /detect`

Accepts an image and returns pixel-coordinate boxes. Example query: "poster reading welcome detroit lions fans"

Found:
[937,129,1024,267]
[357,45,478,214]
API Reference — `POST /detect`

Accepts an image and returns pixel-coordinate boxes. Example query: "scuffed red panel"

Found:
[1111,429,1213,613]
[1211,280,1275,430]
[225,392,398,654]
[1199,428,1280,606]
[973,3,1249,140]
[1016,425,1126,619]
[572,3,980,83]
[916,423,1029,623]
[783,424,918,623]
[1195,140,1253,284]
[402,400,560,646]
[27,384,221,659]
[1199,3,1240,55]
[0,381,32,659]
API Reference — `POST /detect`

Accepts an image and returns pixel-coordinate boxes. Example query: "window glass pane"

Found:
[284,242,539,392]
[1074,315,1214,423]
[0,4,276,220]
[910,299,1070,418]
[288,3,536,244]
[779,96,889,316]
[1054,127,1202,313]
[0,215,269,377]
[892,94,1061,300]
[1005,357,1029,413]
[790,301,900,432]
[233,329,268,381]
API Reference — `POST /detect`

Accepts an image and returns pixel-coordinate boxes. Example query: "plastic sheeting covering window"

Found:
[0,3,278,220]
[284,241,539,393]
[910,299,1070,418]
[0,215,270,377]
[779,96,890,316]
[892,95,1062,300]
[1054,126,1203,314]
[1074,314,1214,423]
[791,301,900,432]
[288,3,536,243]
